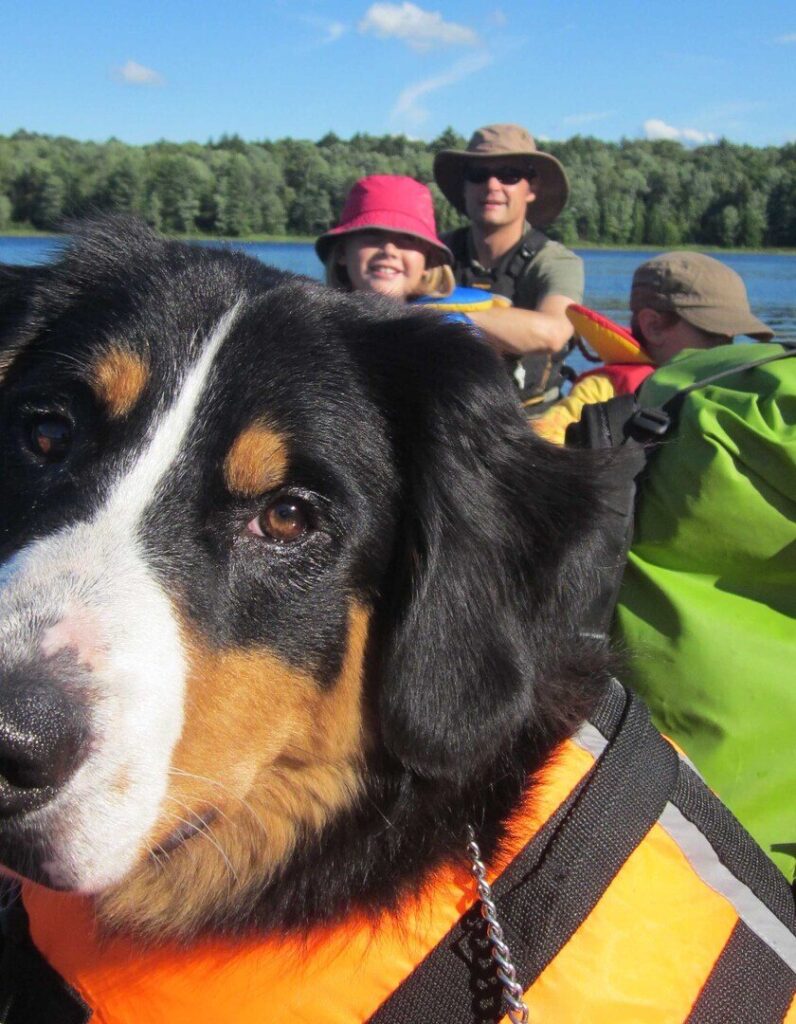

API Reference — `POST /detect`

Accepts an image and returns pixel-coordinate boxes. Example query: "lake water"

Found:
[3,236,794,377]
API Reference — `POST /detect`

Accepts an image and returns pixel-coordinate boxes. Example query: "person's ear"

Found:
[636,308,666,353]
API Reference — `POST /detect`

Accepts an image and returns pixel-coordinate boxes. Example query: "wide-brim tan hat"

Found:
[630,253,774,341]
[433,123,570,227]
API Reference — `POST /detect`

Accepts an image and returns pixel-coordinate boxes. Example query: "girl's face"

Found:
[340,230,430,300]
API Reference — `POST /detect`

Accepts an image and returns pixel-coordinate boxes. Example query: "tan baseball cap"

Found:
[630,253,773,340]
[433,123,569,226]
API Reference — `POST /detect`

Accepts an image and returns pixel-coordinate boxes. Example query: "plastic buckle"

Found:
[630,407,671,437]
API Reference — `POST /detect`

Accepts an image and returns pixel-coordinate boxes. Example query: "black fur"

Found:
[0,219,615,936]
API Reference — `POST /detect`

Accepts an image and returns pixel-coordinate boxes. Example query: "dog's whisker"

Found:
[160,808,241,886]
[148,839,175,868]
[162,794,267,892]
[163,791,234,826]
[270,742,397,829]
[164,773,271,839]
[168,766,234,790]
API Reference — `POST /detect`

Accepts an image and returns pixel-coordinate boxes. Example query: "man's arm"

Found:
[466,242,584,356]
[466,293,575,356]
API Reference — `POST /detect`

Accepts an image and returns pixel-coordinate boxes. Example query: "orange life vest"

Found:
[6,685,796,1024]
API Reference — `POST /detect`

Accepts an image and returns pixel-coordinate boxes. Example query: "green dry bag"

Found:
[614,343,796,881]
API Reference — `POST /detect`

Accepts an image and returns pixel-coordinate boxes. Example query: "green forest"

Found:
[1,127,795,248]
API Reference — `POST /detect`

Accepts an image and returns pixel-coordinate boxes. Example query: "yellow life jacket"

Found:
[412,284,511,314]
[6,684,796,1024]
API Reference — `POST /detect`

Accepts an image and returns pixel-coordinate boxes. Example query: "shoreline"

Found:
[2,227,795,257]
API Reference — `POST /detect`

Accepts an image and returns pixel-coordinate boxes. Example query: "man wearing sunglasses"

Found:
[434,124,583,412]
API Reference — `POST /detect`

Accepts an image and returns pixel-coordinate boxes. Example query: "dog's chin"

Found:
[95,810,283,941]
[0,826,87,892]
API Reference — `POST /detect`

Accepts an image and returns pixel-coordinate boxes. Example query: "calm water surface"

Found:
[3,236,794,371]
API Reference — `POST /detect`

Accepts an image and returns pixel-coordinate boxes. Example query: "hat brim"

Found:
[433,149,570,226]
[315,216,452,265]
[678,305,774,342]
[566,304,653,365]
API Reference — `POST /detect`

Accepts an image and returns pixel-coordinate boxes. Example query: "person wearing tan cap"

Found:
[434,124,584,412]
[533,251,774,444]
[629,251,773,361]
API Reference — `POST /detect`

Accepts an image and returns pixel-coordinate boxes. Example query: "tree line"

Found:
[1,127,795,248]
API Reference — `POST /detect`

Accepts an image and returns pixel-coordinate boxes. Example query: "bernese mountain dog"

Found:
[0,220,792,1024]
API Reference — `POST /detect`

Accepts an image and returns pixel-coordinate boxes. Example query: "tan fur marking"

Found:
[223,422,288,497]
[98,605,371,938]
[90,348,149,419]
[110,767,133,798]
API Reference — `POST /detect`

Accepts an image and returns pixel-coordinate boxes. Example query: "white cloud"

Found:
[359,2,479,51]
[324,22,346,43]
[113,60,165,87]
[774,32,796,43]
[490,9,508,27]
[643,118,716,145]
[300,15,347,45]
[392,51,492,127]
[563,111,614,127]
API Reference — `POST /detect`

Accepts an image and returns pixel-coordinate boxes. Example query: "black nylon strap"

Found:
[638,346,796,440]
[365,786,587,1024]
[445,227,549,298]
[444,226,571,402]
[671,760,796,933]
[0,896,91,1024]
[663,344,796,410]
[369,686,680,1023]
[685,921,796,1024]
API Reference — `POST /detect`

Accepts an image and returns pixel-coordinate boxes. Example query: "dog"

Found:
[0,220,793,1024]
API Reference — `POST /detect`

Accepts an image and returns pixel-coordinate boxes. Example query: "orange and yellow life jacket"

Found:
[3,683,795,1024]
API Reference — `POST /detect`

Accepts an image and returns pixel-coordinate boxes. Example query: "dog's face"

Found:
[0,221,607,938]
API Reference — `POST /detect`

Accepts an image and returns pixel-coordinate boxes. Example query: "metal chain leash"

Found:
[466,825,530,1024]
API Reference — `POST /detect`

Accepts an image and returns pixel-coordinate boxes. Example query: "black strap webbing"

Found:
[445,227,549,298]
[369,687,680,1023]
[685,920,796,1024]
[642,345,796,440]
[0,896,91,1024]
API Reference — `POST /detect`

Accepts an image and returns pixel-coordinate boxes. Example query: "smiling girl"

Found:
[315,175,456,301]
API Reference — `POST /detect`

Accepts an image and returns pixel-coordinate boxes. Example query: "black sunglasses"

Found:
[463,165,532,186]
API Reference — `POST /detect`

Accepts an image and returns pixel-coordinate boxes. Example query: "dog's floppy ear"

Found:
[351,310,609,784]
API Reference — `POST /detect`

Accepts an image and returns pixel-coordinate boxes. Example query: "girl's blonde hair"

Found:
[325,240,455,299]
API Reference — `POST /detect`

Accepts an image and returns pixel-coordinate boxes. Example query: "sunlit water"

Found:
[3,236,794,377]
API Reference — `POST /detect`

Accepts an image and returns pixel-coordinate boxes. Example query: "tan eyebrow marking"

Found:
[223,421,289,497]
[90,348,150,419]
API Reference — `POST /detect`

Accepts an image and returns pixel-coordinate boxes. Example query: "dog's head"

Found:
[0,220,610,937]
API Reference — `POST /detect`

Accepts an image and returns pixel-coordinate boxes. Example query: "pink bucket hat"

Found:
[315,175,452,265]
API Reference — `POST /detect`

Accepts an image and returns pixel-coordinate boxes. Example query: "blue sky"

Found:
[3,0,795,147]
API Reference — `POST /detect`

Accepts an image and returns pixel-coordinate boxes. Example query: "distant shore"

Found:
[2,226,795,257]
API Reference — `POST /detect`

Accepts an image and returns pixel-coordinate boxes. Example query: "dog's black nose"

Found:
[0,667,90,816]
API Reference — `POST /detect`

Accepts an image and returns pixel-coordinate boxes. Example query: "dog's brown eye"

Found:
[29,415,73,461]
[249,497,313,543]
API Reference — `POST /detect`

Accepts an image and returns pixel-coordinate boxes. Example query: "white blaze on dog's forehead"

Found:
[104,303,241,525]
[0,304,243,893]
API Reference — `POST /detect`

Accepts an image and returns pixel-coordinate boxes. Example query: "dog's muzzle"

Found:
[0,655,91,819]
